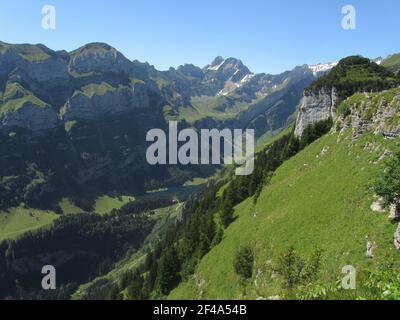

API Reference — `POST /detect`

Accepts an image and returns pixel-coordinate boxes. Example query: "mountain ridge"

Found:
[1,41,400,300]
[0,41,320,211]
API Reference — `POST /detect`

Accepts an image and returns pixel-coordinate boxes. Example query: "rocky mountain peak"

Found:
[70,42,117,55]
[204,56,254,96]
[206,56,249,74]
[209,56,224,69]
[69,42,133,75]
[177,64,204,78]
[0,42,60,63]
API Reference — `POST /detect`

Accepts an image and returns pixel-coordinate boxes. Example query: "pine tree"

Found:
[126,270,146,300]
[220,201,234,228]
[155,246,181,295]
[233,245,254,279]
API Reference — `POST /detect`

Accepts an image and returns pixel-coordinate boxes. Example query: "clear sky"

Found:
[0,0,399,74]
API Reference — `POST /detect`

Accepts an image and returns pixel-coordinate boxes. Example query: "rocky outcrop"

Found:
[371,200,385,213]
[294,87,337,137]
[337,89,400,140]
[19,57,69,90]
[0,42,160,133]
[0,102,58,132]
[374,95,400,138]
[394,225,400,250]
[366,240,377,258]
[0,44,70,91]
[69,43,134,75]
[61,82,149,121]
[390,200,400,221]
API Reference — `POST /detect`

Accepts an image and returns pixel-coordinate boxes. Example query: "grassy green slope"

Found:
[0,196,135,242]
[0,207,58,242]
[0,42,52,62]
[94,195,135,215]
[178,95,254,123]
[170,131,399,299]
[1,82,47,114]
[383,53,400,73]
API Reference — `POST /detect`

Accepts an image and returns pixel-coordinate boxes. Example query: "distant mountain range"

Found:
[0,41,399,210]
[1,40,400,301]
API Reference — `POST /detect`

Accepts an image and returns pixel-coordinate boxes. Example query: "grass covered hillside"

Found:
[0,207,58,242]
[0,42,53,62]
[169,129,400,300]
[382,53,400,74]
[87,82,400,300]
[0,82,47,114]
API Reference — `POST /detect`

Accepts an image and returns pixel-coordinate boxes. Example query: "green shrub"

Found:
[233,245,254,279]
[277,247,323,289]
[296,282,329,300]
[363,268,400,300]
[220,202,234,228]
[374,149,400,207]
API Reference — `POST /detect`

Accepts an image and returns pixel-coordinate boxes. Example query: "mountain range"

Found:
[0,41,337,210]
[1,41,400,300]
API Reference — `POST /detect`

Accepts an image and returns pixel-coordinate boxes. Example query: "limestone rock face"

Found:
[61,83,149,122]
[69,43,133,75]
[294,87,337,137]
[0,45,70,91]
[394,225,400,250]
[335,90,400,140]
[370,198,385,213]
[0,102,59,132]
[0,47,19,77]
[0,43,158,133]
[390,201,400,221]
[375,97,400,138]
[19,57,69,90]
[366,241,377,258]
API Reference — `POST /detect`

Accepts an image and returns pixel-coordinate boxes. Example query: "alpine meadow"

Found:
[0,0,400,304]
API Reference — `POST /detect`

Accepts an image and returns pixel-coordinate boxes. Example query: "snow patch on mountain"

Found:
[308,62,338,76]
[217,73,254,96]
[241,73,255,84]
[207,59,225,71]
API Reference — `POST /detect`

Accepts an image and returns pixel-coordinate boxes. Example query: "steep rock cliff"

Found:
[294,87,337,137]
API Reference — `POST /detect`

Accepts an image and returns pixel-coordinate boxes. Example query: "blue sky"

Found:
[0,0,399,74]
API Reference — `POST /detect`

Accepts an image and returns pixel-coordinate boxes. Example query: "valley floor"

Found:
[0,182,205,243]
